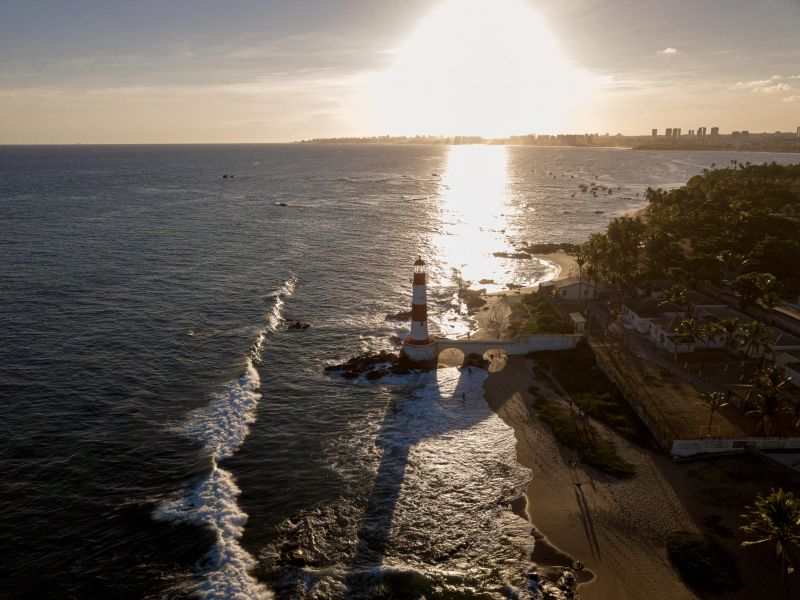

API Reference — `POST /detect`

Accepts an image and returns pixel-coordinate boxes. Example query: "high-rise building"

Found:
[697,127,706,137]
[665,128,672,137]
[710,127,719,136]
[652,129,658,137]
[672,128,681,138]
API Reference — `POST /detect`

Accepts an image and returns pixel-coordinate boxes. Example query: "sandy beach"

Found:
[481,354,800,600]
[471,248,696,597]
[622,203,651,220]
[468,252,698,597]
[472,250,578,339]
[484,357,698,599]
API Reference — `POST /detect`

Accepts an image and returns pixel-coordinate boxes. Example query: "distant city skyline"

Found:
[1,0,799,143]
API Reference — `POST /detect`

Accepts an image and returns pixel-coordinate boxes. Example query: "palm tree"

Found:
[699,321,720,349]
[716,250,736,281]
[746,365,791,436]
[741,488,800,600]
[718,317,740,355]
[675,318,703,344]
[671,317,701,363]
[756,273,781,323]
[662,283,690,314]
[700,391,728,436]
[576,251,587,305]
[739,320,775,365]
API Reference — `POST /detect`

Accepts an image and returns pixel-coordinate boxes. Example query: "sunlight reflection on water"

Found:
[432,145,513,290]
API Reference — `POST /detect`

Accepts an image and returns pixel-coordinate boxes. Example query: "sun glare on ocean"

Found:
[362,0,589,137]
[433,144,512,291]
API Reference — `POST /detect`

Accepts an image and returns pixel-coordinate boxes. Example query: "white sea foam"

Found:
[311,367,536,597]
[155,277,296,599]
[154,466,270,599]
[183,360,261,461]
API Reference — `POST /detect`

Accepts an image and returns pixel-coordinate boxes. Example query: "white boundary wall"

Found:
[672,437,800,458]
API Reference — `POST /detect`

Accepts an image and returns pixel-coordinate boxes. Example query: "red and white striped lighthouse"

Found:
[408,257,432,345]
[402,256,437,362]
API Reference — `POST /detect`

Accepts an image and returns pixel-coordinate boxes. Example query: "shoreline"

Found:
[483,357,698,599]
[471,250,577,340]
[469,245,696,597]
[622,202,650,220]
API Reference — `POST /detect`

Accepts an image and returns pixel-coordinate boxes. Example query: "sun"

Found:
[361,0,589,137]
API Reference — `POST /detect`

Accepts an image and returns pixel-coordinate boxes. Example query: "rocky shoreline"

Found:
[325,349,490,380]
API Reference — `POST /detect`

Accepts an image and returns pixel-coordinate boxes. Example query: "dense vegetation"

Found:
[666,531,741,593]
[510,294,573,335]
[580,162,800,298]
[533,348,653,446]
[531,393,635,478]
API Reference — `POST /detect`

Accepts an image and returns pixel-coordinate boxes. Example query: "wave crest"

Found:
[155,277,296,599]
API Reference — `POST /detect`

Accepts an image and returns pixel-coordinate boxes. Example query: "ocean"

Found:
[2,144,798,599]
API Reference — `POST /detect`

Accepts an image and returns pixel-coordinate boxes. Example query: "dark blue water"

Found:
[2,144,798,599]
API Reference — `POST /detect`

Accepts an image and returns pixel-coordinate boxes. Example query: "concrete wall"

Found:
[621,306,652,334]
[594,349,674,450]
[557,283,599,301]
[664,338,695,355]
[672,437,800,458]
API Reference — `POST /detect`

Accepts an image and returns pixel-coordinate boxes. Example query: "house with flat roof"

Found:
[621,297,684,335]
[539,276,602,301]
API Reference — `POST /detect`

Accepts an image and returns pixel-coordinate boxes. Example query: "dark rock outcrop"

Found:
[458,287,487,312]
[325,349,431,379]
[384,310,411,322]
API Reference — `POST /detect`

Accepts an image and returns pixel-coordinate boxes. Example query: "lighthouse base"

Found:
[401,338,437,364]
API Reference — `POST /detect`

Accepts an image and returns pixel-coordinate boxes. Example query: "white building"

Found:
[540,276,601,301]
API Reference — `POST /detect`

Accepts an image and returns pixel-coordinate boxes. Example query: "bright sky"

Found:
[1,0,799,143]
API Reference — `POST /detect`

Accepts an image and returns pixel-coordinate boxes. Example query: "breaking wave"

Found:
[154,276,296,599]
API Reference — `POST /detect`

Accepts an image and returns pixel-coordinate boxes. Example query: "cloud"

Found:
[783,95,800,103]
[763,83,792,93]
[790,75,800,80]
[658,47,678,55]
[731,79,792,93]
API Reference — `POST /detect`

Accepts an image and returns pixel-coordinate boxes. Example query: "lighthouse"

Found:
[402,257,437,362]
